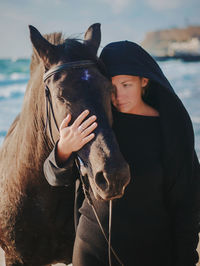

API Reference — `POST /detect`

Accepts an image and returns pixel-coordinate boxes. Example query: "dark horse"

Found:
[0,24,130,265]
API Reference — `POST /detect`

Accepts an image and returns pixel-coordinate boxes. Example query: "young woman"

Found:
[44,41,200,266]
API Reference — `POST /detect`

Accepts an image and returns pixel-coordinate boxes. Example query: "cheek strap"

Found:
[44,85,59,145]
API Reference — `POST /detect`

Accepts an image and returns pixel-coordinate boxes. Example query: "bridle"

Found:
[43,60,124,266]
[43,60,95,145]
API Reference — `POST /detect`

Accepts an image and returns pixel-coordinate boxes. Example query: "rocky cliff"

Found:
[141,26,200,59]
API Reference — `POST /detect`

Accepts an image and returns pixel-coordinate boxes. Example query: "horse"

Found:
[0,24,130,265]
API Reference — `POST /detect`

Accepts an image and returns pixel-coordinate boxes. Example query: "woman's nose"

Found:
[115,86,124,100]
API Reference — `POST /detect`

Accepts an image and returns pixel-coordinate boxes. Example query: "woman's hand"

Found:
[56,110,97,165]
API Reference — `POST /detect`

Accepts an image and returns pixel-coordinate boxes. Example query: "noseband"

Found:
[43,60,124,266]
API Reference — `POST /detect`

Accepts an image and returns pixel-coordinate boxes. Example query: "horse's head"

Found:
[29,24,130,201]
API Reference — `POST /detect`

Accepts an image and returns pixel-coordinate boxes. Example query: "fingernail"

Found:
[66,114,69,119]
[85,109,89,113]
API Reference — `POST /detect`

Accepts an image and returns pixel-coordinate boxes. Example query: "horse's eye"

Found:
[57,95,65,103]
[54,73,61,81]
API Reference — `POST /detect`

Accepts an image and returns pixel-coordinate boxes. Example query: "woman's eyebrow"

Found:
[121,79,133,84]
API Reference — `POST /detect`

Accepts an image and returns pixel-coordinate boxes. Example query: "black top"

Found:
[78,111,173,266]
[43,105,200,265]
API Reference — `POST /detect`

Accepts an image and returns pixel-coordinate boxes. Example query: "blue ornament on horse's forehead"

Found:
[81,69,91,81]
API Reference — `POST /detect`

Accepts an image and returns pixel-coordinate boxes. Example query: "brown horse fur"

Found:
[0,32,75,265]
[0,24,130,265]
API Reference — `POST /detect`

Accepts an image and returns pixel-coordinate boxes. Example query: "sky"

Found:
[0,0,200,58]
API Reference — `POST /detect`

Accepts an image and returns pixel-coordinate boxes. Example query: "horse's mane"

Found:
[44,32,65,45]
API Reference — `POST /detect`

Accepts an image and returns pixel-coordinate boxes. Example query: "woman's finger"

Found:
[79,115,97,132]
[59,114,71,131]
[81,133,95,145]
[73,110,90,129]
[81,122,97,138]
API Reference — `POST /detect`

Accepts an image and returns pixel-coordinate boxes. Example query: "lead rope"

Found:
[109,200,112,266]
[77,159,124,266]
[44,85,59,145]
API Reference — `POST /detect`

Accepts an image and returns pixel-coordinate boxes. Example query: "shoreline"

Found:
[153,55,200,62]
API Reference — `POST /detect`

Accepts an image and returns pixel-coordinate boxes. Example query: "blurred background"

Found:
[0,0,200,159]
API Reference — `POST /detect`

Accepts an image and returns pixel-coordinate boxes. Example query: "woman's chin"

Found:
[116,104,129,113]
[118,106,130,113]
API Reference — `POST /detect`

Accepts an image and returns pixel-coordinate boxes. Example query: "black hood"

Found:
[100,41,199,194]
[100,41,174,93]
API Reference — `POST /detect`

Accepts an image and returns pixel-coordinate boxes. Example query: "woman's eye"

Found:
[123,83,131,87]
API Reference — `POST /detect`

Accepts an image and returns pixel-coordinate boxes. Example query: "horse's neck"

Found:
[10,65,52,173]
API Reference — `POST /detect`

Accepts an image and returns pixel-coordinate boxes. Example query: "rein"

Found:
[43,60,123,266]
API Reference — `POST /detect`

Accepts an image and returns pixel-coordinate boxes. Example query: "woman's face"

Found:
[111,75,149,114]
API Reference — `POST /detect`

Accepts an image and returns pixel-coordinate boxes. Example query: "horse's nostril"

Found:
[95,171,108,191]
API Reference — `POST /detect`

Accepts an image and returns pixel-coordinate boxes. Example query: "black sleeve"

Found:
[43,141,79,187]
[166,151,200,266]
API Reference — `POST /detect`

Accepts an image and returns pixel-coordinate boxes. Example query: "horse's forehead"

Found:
[58,68,92,82]
[81,69,92,81]
[51,62,109,91]
[58,66,97,82]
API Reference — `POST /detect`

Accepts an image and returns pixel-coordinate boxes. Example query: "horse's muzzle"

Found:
[92,163,131,201]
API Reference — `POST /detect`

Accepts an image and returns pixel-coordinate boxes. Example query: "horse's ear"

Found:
[84,23,101,55]
[29,25,56,69]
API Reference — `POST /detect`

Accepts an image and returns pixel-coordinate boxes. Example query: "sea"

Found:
[0,58,199,160]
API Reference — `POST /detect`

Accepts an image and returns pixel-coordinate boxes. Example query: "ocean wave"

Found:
[159,60,200,79]
[0,72,29,82]
[0,58,30,75]
[10,72,29,80]
[0,130,7,137]
[0,73,5,81]
[0,84,26,100]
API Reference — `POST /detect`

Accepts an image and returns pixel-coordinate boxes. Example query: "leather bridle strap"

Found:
[44,86,59,145]
[43,60,95,82]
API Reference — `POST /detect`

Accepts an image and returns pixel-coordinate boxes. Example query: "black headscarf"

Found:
[100,41,200,263]
[99,40,198,180]
[100,41,174,91]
